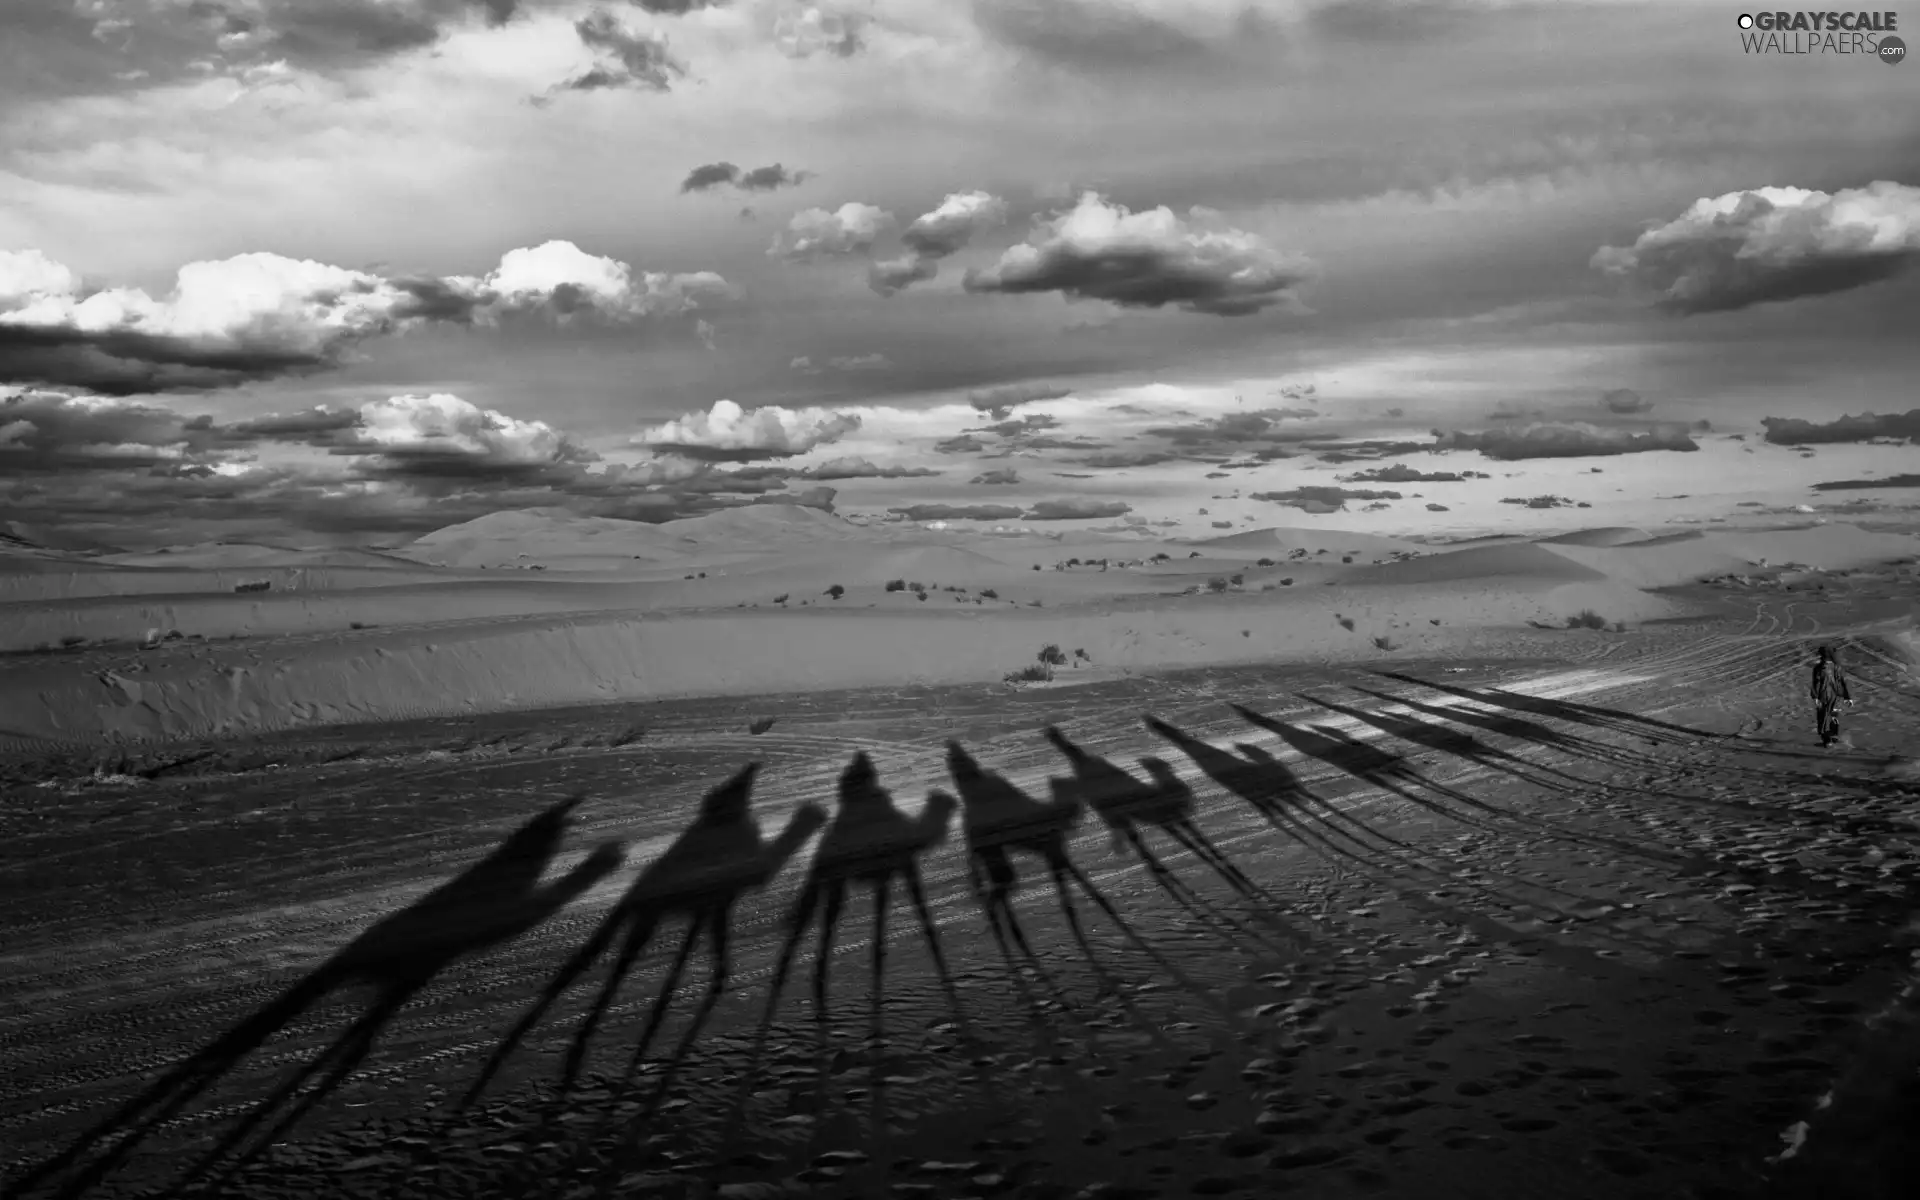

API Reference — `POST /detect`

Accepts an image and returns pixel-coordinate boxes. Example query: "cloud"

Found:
[771,202,896,260]
[331,392,599,486]
[1080,449,1177,468]
[1810,474,1920,492]
[633,1,727,13]
[869,191,1010,295]
[1336,464,1469,483]
[1143,411,1306,446]
[1251,486,1404,514]
[890,503,1024,521]
[679,161,813,193]
[1760,410,1920,445]
[1025,498,1131,520]
[1433,421,1701,460]
[963,192,1316,316]
[971,468,1021,485]
[1601,388,1650,414]
[789,352,893,374]
[1591,181,1920,314]
[634,398,862,459]
[794,455,939,480]
[966,382,1072,418]
[969,0,1277,74]
[934,434,988,453]
[546,8,687,98]
[0,242,731,394]
[774,5,867,59]
[975,413,1061,437]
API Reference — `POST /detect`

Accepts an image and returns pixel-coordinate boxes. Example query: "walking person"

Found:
[1810,644,1854,748]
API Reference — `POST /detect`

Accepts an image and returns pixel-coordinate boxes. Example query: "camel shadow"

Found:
[463,763,824,1109]
[1303,692,1585,794]
[1042,725,1300,947]
[13,794,622,1200]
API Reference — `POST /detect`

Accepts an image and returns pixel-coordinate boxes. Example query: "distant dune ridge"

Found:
[1,504,1916,749]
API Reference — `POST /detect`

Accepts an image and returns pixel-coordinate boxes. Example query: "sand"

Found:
[3,505,1917,750]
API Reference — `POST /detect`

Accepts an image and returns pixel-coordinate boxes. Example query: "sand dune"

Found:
[4,505,1916,749]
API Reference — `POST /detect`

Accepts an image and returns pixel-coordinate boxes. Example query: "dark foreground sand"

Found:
[2,623,1918,1200]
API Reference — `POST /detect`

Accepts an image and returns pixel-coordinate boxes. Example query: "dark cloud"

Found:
[1079,450,1176,468]
[1592,182,1920,314]
[633,0,727,13]
[546,9,686,98]
[792,455,939,481]
[1602,388,1650,414]
[1336,464,1470,484]
[933,434,988,454]
[1810,474,1920,491]
[1760,410,1920,445]
[964,192,1315,316]
[1142,410,1308,447]
[1432,421,1701,460]
[1025,498,1130,520]
[890,503,1025,521]
[966,382,1071,419]
[974,413,1061,437]
[1251,486,1404,514]
[970,469,1021,485]
[679,161,812,193]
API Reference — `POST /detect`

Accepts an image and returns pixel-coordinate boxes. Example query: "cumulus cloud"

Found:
[0,242,731,394]
[1760,410,1920,445]
[679,161,813,193]
[1143,411,1307,446]
[1251,486,1403,514]
[0,388,212,472]
[635,398,862,460]
[890,503,1024,521]
[771,202,896,260]
[966,382,1072,418]
[963,192,1316,316]
[793,455,939,480]
[1025,498,1131,520]
[544,8,687,99]
[1601,388,1650,414]
[869,191,1010,295]
[774,5,867,58]
[1433,422,1701,460]
[1591,181,1920,314]
[334,392,599,485]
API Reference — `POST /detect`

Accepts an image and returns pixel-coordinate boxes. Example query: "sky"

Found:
[1,0,1917,548]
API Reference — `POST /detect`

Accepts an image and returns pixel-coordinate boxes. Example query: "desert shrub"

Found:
[1257,557,1275,567]
[825,584,846,599]
[233,580,272,593]
[1038,643,1068,666]
[1032,563,1041,571]
[1429,618,1441,625]
[748,717,776,734]
[1242,629,1251,638]
[917,592,928,601]
[1337,616,1356,631]
[1341,555,1353,564]
[910,581,926,592]
[1006,663,1054,683]
[979,588,998,599]
[1206,576,1230,593]
[1373,635,1395,650]
[1073,648,1089,660]
[1151,553,1171,563]
[350,621,368,630]
[1565,609,1608,630]
[1188,551,1201,558]
[1229,572,1244,586]
[60,634,86,647]
[1279,577,1294,587]
[885,579,906,591]
[1612,620,1627,633]
[1067,557,1081,567]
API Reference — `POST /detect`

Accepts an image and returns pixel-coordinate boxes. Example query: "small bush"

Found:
[60,634,87,648]
[885,579,906,592]
[1337,616,1356,631]
[1242,629,1251,638]
[1372,635,1395,650]
[1341,555,1353,564]
[917,592,928,601]
[1279,577,1294,587]
[1429,618,1441,625]
[1229,572,1244,586]
[825,584,845,599]
[1612,620,1627,632]
[349,621,368,630]
[748,716,776,735]
[773,593,789,604]
[1151,553,1171,563]
[1188,551,1201,558]
[1006,663,1054,683]
[1256,557,1275,567]
[1206,576,1230,593]
[979,588,999,600]
[233,580,272,594]
[1038,643,1067,666]
[1565,609,1608,630]
[1073,648,1089,660]
[1032,563,1041,571]
[910,581,926,593]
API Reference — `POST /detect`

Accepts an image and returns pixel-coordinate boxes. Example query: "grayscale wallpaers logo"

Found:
[1736,11,1905,60]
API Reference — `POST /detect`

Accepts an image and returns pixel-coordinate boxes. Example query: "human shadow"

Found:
[1042,726,1297,947]
[462,764,825,1110]
[1374,671,1701,744]
[14,794,623,1200]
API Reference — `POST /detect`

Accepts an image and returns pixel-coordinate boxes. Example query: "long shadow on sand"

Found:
[1041,725,1304,951]
[946,739,1238,1036]
[1376,671,1706,745]
[463,764,824,1110]
[9,794,623,1200]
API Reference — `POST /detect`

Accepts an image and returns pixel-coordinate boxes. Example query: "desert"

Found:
[6,2,1920,1198]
